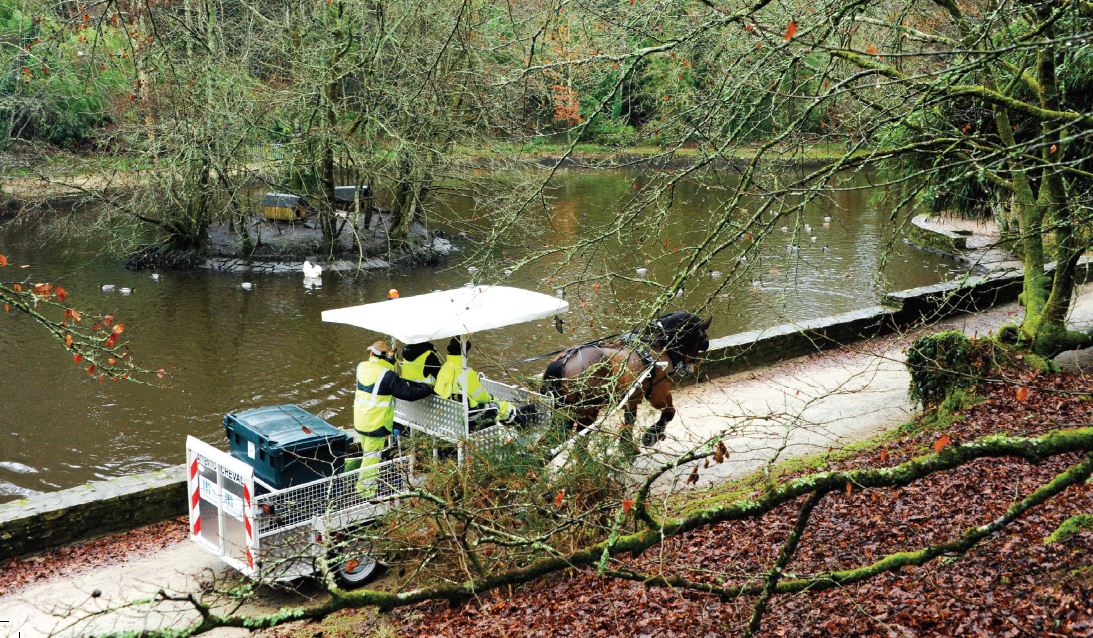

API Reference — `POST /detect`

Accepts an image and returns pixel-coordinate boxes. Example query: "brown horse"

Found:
[541,312,712,447]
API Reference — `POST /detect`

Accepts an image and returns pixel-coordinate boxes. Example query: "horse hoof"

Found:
[641,432,658,447]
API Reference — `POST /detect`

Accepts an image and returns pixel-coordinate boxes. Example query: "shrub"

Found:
[906,331,997,408]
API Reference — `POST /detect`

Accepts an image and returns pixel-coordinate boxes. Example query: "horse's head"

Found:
[643,311,712,370]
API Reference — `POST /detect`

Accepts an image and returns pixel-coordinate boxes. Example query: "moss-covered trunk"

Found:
[1017,17,1090,355]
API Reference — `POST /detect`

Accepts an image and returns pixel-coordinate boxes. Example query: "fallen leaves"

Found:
[1016,386,1030,402]
[393,367,1093,638]
[932,434,951,453]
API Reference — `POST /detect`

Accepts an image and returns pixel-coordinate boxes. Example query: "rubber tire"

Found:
[334,554,382,588]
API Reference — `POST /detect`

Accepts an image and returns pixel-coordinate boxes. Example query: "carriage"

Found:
[185,285,568,586]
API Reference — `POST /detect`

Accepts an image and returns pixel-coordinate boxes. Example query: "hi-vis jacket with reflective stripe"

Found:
[400,349,440,385]
[354,357,433,437]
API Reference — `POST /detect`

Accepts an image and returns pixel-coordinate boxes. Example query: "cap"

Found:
[368,340,391,356]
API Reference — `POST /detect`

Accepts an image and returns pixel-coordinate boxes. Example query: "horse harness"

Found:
[621,332,670,400]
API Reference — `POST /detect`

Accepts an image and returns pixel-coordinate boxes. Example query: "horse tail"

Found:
[541,356,568,397]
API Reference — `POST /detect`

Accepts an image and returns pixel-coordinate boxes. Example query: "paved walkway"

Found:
[2,286,1091,637]
[637,283,1092,490]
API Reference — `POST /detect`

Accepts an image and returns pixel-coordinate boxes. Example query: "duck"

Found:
[780,226,789,233]
[804,224,812,233]
[711,271,723,278]
[810,236,818,243]
[151,273,160,281]
[635,267,648,276]
[503,269,513,278]
[823,245,830,253]
[823,216,832,223]
[467,266,479,275]
[101,284,115,292]
[241,282,254,290]
[302,260,323,278]
[119,287,133,295]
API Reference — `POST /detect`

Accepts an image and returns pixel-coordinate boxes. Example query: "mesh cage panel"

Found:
[394,395,467,442]
[254,456,412,538]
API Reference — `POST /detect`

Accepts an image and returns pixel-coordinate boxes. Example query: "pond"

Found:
[0,168,965,500]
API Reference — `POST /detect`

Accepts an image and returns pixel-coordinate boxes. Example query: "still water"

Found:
[0,169,965,500]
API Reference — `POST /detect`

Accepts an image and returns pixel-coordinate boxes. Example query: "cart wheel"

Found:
[334,554,381,588]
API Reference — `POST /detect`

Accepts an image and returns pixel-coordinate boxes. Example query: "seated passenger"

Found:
[400,341,442,386]
[434,338,534,428]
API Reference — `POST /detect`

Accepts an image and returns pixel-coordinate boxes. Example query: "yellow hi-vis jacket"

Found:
[435,355,513,420]
[354,358,395,437]
[400,350,437,385]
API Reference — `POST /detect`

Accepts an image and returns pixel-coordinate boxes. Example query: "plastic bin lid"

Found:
[224,405,345,447]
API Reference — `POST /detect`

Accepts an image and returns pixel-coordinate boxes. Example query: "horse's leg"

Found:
[642,376,676,446]
[620,393,641,457]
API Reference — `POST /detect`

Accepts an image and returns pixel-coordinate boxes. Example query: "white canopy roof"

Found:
[321,285,569,344]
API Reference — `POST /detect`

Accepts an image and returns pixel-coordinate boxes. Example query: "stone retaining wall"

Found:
[2,258,1090,560]
[908,215,970,254]
[0,465,185,560]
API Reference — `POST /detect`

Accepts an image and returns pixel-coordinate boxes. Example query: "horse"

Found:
[541,311,712,447]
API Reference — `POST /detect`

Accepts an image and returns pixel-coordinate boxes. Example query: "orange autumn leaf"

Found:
[784,20,798,40]
[1015,386,1030,402]
[73,353,83,363]
[12,283,22,292]
[2,303,9,313]
[64,308,82,322]
[86,364,96,375]
[112,323,125,335]
[103,314,114,326]
[1049,144,1057,154]
[866,44,878,55]
[32,283,52,296]
[55,287,67,302]
[933,434,951,453]
[845,482,853,494]
[879,448,889,463]
[104,333,118,348]
[553,489,565,509]
[622,498,634,513]
[65,334,74,348]
[0,254,7,267]
[108,357,116,365]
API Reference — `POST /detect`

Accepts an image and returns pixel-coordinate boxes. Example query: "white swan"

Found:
[302,260,323,278]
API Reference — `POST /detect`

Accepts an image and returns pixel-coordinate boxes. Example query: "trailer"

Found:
[187,285,568,585]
